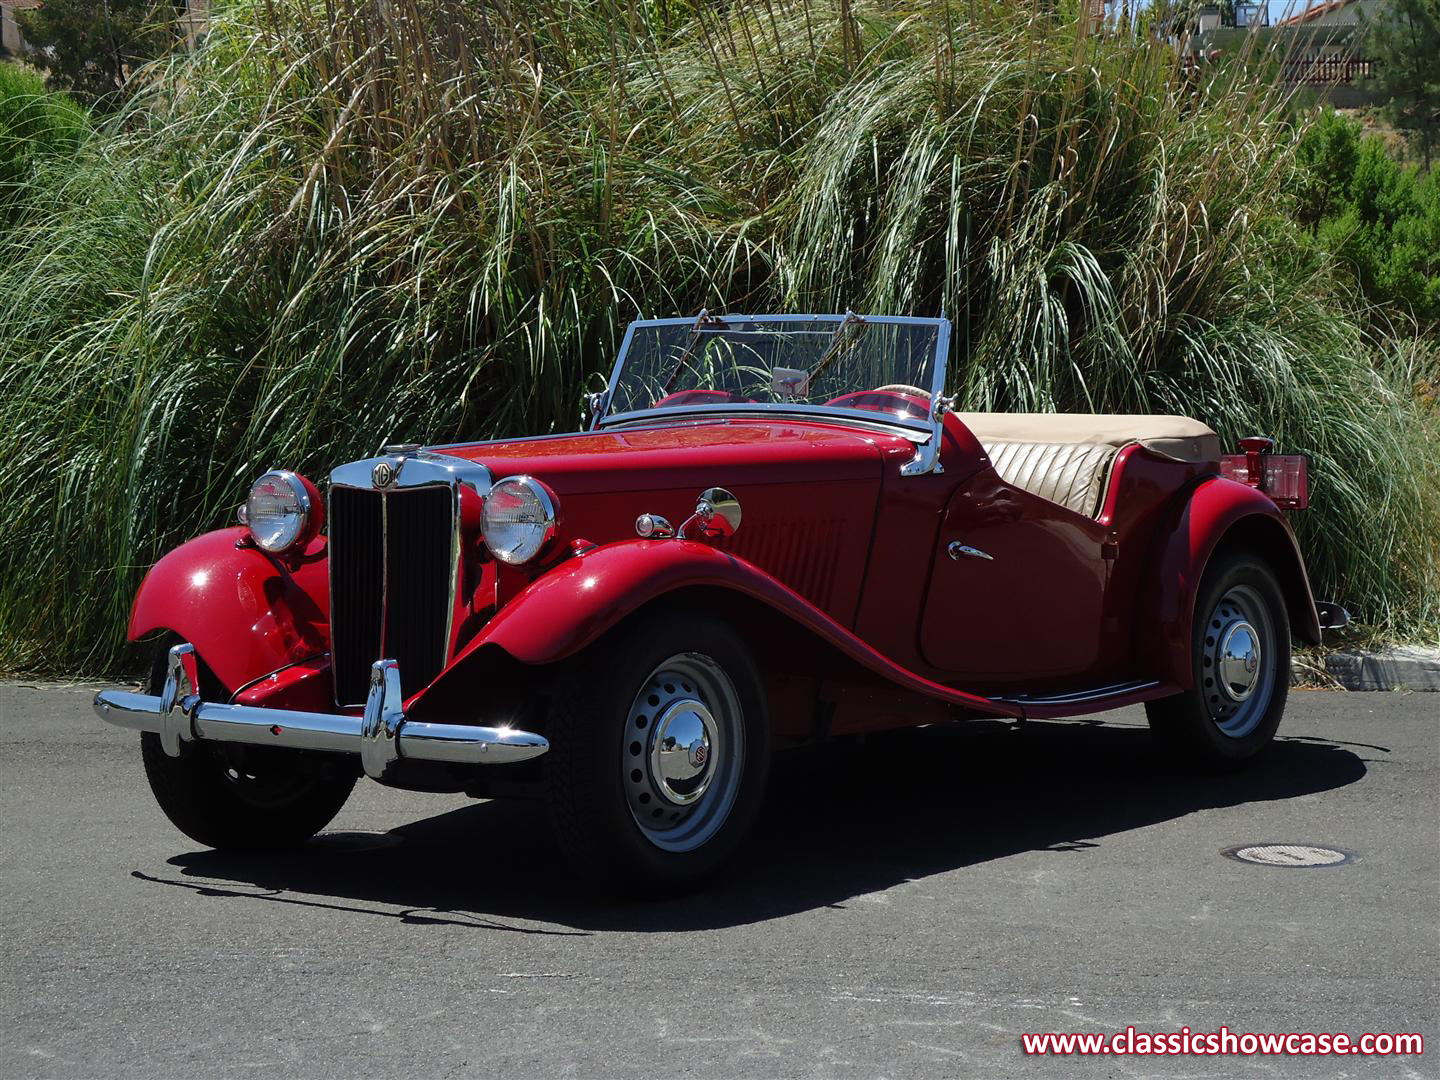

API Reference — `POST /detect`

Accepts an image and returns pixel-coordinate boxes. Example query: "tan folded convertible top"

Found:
[953,413,1220,464]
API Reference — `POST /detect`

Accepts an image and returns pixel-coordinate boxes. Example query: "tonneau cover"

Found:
[954,413,1220,464]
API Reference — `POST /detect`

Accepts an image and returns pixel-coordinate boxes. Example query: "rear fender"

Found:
[127,527,330,695]
[1147,477,1320,687]
[415,539,1020,720]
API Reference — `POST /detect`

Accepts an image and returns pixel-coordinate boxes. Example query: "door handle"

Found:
[948,541,994,561]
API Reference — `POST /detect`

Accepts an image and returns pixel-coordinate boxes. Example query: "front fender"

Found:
[128,527,330,694]
[433,538,1020,718]
[1147,477,1320,688]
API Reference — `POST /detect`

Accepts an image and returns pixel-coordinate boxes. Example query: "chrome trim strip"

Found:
[329,448,494,495]
[95,645,548,777]
[226,652,328,705]
[605,313,951,327]
[599,402,934,438]
[596,319,641,432]
[996,679,1161,706]
[899,318,953,477]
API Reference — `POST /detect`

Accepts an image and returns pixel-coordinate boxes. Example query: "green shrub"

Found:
[1296,108,1440,326]
[0,0,1435,676]
[0,62,88,219]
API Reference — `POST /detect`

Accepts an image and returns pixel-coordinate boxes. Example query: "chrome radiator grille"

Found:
[329,484,455,704]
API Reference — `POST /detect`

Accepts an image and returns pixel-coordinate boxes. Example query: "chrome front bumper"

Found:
[93,644,549,780]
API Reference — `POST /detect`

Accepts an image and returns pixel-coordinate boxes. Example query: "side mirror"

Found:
[679,487,742,540]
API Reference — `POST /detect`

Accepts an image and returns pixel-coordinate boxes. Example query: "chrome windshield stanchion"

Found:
[900,392,954,477]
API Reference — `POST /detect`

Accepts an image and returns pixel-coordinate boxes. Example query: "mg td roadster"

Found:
[96,312,1344,887]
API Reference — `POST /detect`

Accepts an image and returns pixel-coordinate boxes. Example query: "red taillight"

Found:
[1220,451,1309,509]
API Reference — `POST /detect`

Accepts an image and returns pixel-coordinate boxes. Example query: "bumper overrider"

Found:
[93,643,549,780]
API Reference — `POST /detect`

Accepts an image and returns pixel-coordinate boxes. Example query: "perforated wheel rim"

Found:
[1200,583,1277,738]
[213,746,316,809]
[622,653,744,853]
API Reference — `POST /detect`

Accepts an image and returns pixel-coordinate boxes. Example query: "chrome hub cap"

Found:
[1201,585,1275,738]
[1217,621,1261,701]
[623,653,744,853]
[649,700,716,805]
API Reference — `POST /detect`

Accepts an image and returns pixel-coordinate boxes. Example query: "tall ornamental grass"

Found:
[0,63,88,220]
[0,0,1435,676]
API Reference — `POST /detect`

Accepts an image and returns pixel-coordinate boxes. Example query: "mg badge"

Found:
[372,460,397,487]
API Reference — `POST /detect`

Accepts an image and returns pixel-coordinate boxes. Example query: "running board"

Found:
[995,679,1172,718]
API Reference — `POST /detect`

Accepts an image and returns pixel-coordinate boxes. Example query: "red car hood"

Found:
[433,417,916,494]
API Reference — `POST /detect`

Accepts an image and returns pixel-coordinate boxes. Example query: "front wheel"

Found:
[140,638,358,849]
[1146,551,1291,767]
[543,610,770,891]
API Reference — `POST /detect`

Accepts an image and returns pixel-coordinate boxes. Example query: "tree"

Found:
[1364,0,1440,169]
[17,0,182,108]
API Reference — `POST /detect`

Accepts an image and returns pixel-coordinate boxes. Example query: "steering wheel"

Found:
[873,383,931,398]
[652,389,757,408]
[824,385,932,420]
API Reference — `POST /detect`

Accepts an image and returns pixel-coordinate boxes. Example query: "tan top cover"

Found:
[954,413,1220,464]
[981,441,1119,516]
[953,413,1220,517]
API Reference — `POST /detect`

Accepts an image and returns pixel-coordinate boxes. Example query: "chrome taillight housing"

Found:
[1220,437,1309,509]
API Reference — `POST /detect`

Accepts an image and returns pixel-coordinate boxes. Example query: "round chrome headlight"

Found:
[482,476,559,565]
[242,470,318,554]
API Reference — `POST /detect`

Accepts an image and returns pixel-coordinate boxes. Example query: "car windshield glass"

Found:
[602,315,945,429]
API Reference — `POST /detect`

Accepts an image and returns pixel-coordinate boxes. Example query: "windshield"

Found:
[599,314,949,432]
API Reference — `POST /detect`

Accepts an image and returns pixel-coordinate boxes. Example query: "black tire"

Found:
[1146,551,1291,768]
[140,637,358,849]
[543,608,770,891]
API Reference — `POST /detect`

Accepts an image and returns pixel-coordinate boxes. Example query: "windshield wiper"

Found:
[809,310,868,383]
[659,309,724,397]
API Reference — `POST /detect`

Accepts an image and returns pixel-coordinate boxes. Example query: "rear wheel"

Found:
[1146,552,1291,767]
[543,610,769,891]
[140,638,357,849]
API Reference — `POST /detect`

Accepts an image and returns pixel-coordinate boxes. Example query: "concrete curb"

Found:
[1321,647,1440,692]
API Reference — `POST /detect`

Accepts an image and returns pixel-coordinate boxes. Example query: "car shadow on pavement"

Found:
[150,718,1368,932]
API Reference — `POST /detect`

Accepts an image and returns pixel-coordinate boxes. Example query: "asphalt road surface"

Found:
[1,684,1435,1079]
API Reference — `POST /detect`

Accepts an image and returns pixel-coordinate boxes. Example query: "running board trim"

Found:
[996,679,1161,707]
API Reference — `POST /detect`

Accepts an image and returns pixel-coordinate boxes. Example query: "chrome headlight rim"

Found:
[242,469,318,555]
[482,474,560,565]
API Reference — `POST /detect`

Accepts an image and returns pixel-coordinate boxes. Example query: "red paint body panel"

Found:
[438,420,901,491]
[233,654,335,712]
[920,444,1215,693]
[502,477,880,626]
[425,538,1022,719]
[127,527,329,694]
[923,469,1109,681]
[847,414,988,673]
[1143,475,1320,686]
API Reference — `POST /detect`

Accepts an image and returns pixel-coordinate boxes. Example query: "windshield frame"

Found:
[592,313,952,437]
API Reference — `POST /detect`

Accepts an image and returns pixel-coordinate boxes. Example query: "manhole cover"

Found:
[1222,844,1353,868]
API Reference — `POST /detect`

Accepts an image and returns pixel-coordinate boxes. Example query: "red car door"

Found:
[919,465,1111,686]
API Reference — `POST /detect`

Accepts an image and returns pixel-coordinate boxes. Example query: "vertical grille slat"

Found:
[330,483,455,705]
[383,486,454,699]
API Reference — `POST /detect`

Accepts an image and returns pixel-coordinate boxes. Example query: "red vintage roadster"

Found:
[96,313,1345,886]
